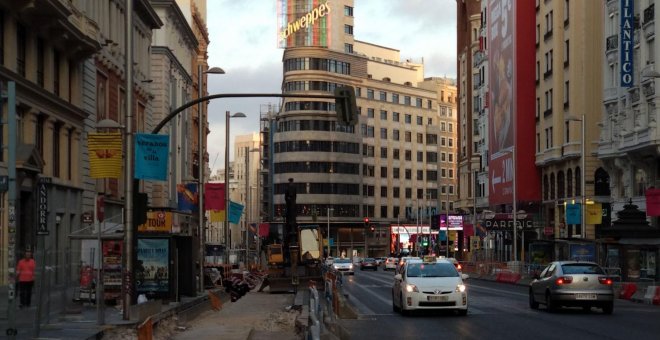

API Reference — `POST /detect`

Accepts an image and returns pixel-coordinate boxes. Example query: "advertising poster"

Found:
[569,243,595,262]
[277,0,331,48]
[138,211,173,233]
[488,0,515,205]
[136,238,169,293]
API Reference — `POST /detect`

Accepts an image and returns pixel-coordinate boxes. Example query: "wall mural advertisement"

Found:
[488,0,515,205]
[277,0,331,48]
[136,238,169,294]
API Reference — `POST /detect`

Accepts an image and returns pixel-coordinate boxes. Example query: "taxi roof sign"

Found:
[423,255,436,263]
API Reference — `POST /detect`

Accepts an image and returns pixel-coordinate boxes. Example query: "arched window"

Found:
[550,173,556,200]
[544,174,549,200]
[575,167,581,196]
[594,167,611,196]
[557,171,565,198]
[567,169,573,197]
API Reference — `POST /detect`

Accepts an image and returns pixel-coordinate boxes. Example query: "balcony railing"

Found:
[644,4,655,25]
[606,35,618,52]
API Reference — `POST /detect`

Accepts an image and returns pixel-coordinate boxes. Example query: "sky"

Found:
[205,0,457,174]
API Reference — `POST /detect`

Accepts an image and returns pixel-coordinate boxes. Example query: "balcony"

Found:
[6,0,101,59]
[607,0,618,16]
[605,35,618,64]
[603,87,618,103]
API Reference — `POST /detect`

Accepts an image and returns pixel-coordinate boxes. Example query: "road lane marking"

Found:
[467,283,528,297]
[344,280,394,314]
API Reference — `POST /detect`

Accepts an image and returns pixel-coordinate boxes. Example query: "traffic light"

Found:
[369,225,376,233]
[335,86,358,126]
[363,217,370,228]
[133,192,149,226]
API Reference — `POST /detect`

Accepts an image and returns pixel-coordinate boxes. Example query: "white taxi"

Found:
[392,256,469,316]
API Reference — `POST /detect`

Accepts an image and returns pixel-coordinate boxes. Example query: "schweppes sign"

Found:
[280,1,331,41]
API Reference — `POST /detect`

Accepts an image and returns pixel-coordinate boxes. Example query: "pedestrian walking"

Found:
[16,249,36,308]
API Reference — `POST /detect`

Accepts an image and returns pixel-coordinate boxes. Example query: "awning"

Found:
[617,238,660,245]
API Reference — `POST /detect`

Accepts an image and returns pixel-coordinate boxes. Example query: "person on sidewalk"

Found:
[16,249,36,308]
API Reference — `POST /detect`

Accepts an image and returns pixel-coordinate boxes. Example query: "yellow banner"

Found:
[138,211,173,232]
[209,210,225,223]
[88,132,122,178]
[586,203,603,225]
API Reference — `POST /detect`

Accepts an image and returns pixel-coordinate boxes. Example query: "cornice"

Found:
[151,46,193,84]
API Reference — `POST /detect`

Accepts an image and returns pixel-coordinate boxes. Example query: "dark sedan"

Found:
[360,258,378,271]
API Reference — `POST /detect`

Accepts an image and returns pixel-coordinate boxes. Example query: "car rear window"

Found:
[406,263,458,278]
[335,259,351,263]
[561,263,605,275]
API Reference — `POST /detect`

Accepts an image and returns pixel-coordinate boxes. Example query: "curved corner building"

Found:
[275,0,458,258]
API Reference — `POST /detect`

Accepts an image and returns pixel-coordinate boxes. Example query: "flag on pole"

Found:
[134,133,169,180]
[204,183,225,211]
[88,132,122,178]
[565,204,581,225]
[228,201,244,224]
[645,188,660,216]
[209,210,225,222]
[585,203,603,224]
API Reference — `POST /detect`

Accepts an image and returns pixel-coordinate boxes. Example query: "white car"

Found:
[384,257,398,271]
[392,257,469,316]
[332,258,354,275]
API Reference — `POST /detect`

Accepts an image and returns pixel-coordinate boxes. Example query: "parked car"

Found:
[384,257,398,271]
[360,258,378,271]
[529,261,614,314]
[392,257,469,316]
[325,257,335,266]
[437,257,463,272]
[332,258,354,275]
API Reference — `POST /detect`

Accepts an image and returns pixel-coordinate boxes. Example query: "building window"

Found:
[381,166,387,178]
[564,81,569,107]
[344,5,353,16]
[54,50,61,96]
[367,89,374,99]
[380,147,387,158]
[368,108,374,118]
[344,43,353,54]
[405,188,412,198]
[405,131,411,142]
[448,123,453,132]
[393,112,400,121]
[416,98,422,107]
[441,168,446,178]
[36,115,45,157]
[448,138,453,147]
[344,24,353,35]
[405,150,412,161]
[380,128,387,139]
[381,206,388,218]
[405,169,411,180]
[449,185,454,194]
[417,189,424,199]
[392,93,399,104]
[37,38,45,87]
[427,100,432,109]
[536,133,540,152]
[441,122,446,131]
[557,171,565,198]
[380,91,387,101]
[544,175,549,200]
[380,110,387,120]
[448,153,453,162]
[449,169,454,178]
[441,137,446,146]
[417,151,423,162]
[417,133,423,143]
[16,23,26,76]
[53,123,61,178]
[394,206,400,218]
[565,121,570,143]
[416,170,423,180]
[441,152,446,162]
[393,168,400,179]
[405,114,412,124]
[416,116,423,125]
[393,149,400,159]
[404,96,411,105]
[567,169,573,197]
[67,128,73,180]
[393,129,400,141]
[575,167,581,196]
[381,186,387,198]
[564,40,570,66]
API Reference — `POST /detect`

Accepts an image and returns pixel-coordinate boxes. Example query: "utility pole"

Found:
[123,0,134,320]
[5,81,18,339]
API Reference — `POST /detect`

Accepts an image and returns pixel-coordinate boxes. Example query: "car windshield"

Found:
[561,263,605,274]
[406,263,458,278]
[335,259,351,264]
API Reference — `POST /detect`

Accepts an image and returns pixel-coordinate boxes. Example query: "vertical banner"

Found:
[177,183,198,212]
[488,0,515,205]
[134,133,169,181]
[228,201,244,224]
[645,188,660,216]
[586,203,603,224]
[209,210,225,222]
[136,238,169,293]
[37,177,51,235]
[620,0,634,87]
[88,132,123,178]
[259,223,270,237]
[204,183,226,211]
[565,204,581,225]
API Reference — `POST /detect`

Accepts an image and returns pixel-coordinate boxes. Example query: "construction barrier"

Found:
[209,290,222,311]
[137,316,153,340]
[619,283,637,300]
[495,271,522,284]
[642,286,660,305]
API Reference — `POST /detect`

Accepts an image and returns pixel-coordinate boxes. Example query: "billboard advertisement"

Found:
[136,238,170,294]
[488,0,539,205]
[277,0,331,48]
[488,0,515,205]
[439,214,464,230]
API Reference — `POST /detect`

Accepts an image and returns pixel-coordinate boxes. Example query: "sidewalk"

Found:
[173,290,300,340]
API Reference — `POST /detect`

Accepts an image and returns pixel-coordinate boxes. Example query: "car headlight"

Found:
[349,264,353,269]
[333,265,338,269]
[406,284,418,293]
[456,284,466,293]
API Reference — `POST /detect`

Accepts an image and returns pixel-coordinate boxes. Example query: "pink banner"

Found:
[258,223,270,237]
[204,183,225,211]
[646,188,660,216]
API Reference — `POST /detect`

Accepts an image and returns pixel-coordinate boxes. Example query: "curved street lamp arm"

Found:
[152,93,340,134]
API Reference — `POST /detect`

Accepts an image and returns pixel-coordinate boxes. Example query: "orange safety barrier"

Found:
[495,271,521,284]
[209,290,223,311]
[653,287,660,305]
[137,316,153,340]
[619,283,637,300]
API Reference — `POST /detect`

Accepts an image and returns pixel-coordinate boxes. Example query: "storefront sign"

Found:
[279,1,331,41]
[620,0,634,87]
[390,225,438,234]
[484,218,533,231]
[138,211,173,233]
[37,177,51,235]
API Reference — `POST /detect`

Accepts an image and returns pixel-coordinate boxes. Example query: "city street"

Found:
[337,268,660,339]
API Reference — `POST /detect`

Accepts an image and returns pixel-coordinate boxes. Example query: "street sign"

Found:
[82,212,93,224]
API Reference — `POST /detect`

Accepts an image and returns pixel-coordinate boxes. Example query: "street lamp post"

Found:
[245,147,259,267]
[225,111,246,264]
[197,65,224,293]
[327,208,334,258]
[566,114,586,238]
[123,0,134,320]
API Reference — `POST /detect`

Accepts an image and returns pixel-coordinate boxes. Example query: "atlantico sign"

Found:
[280,1,331,41]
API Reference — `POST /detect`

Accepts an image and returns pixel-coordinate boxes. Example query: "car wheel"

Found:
[529,289,539,309]
[602,302,614,315]
[546,291,557,312]
[456,309,468,316]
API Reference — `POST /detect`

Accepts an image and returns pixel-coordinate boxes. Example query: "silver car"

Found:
[332,258,354,275]
[529,261,614,314]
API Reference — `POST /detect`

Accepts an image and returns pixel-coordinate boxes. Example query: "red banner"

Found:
[258,223,270,237]
[204,183,225,211]
[646,188,660,216]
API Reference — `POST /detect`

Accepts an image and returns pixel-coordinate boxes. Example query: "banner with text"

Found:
[204,183,226,211]
[135,134,169,181]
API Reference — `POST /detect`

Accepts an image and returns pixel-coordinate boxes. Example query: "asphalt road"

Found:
[337,267,660,340]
